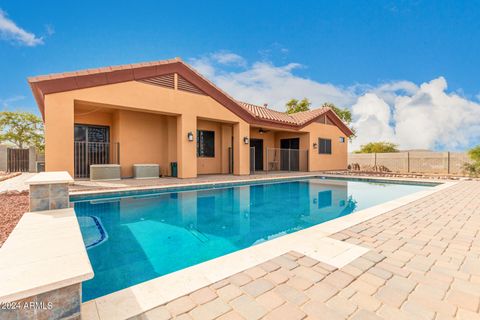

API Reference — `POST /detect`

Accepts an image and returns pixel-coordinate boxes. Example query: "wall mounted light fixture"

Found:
[313,142,318,149]
[243,137,249,144]
[187,132,194,141]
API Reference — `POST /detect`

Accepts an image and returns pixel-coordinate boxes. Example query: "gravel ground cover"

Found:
[0,191,29,247]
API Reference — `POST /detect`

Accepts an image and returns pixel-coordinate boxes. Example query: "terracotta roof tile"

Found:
[238,102,330,126]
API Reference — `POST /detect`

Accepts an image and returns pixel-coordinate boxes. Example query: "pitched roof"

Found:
[28,58,353,136]
[238,102,353,135]
[238,102,300,125]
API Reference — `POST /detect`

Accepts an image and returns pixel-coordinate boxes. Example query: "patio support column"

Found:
[44,95,75,177]
[233,122,250,175]
[176,114,197,178]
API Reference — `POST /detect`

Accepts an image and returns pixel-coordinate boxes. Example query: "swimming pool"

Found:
[72,177,434,301]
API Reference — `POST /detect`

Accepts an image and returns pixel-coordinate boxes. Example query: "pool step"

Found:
[187,227,209,243]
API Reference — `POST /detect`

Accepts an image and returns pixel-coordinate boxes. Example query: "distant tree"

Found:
[0,111,44,151]
[285,98,311,114]
[463,145,480,177]
[355,142,399,153]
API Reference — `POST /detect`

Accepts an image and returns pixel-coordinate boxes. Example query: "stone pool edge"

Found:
[80,178,457,320]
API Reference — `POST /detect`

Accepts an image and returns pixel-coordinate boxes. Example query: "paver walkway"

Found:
[0,172,35,193]
[128,181,480,320]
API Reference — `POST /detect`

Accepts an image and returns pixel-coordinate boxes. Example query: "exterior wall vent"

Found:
[177,75,206,95]
[138,73,175,89]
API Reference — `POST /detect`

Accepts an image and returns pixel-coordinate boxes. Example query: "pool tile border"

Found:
[80,177,458,320]
[70,173,441,202]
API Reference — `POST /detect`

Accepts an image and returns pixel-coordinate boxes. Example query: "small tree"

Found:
[464,145,480,177]
[286,98,311,114]
[355,142,399,153]
[0,111,45,151]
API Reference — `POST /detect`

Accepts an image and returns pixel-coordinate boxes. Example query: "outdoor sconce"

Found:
[243,137,249,144]
[187,132,194,142]
[313,142,318,149]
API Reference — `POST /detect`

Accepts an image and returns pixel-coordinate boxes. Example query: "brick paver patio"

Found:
[130,181,480,320]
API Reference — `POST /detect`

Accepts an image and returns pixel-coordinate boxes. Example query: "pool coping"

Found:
[70,173,445,200]
[78,176,458,320]
[0,208,94,303]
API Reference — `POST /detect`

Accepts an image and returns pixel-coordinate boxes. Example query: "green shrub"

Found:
[464,146,480,177]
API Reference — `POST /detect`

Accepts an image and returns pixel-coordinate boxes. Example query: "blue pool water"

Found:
[72,178,434,301]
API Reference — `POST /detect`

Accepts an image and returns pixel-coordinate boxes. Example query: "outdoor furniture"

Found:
[90,164,121,181]
[133,164,160,179]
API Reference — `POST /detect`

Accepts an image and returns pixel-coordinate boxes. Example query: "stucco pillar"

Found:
[28,146,36,172]
[44,96,75,177]
[176,114,197,178]
[0,145,7,172]
[233,122,250,175]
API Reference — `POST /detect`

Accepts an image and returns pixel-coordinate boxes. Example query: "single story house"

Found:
[28,58,353,179]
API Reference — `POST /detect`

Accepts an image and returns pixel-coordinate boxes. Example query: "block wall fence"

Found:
[348,151,471,174]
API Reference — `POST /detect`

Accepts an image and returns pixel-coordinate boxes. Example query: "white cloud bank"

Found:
[191,52,480,151]
[0,9,43,46]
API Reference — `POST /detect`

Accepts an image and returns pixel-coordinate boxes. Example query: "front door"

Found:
[280,138,300,171]
[74,125,110,178]
[250,139,264,171]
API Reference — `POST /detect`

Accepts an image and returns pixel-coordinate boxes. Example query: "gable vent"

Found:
[138,73,175,89]
[177,75,206,95]
[316,114,334,125]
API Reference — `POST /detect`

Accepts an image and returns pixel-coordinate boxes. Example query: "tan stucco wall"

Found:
[74,106,114,128]
[197,119,231,175]
[44,80,251,178]
[304,121,348,171]
[115,110,170,177]
[249,124,347,172]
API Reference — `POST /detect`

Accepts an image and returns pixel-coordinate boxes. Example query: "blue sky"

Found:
[1,1,479,150]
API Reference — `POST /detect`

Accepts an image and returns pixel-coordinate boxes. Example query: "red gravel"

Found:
[0,191,29,247]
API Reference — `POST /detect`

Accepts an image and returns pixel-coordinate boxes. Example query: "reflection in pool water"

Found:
[73,178,432,301]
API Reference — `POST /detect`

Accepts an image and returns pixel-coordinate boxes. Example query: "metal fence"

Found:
[74,142,120,178]
[265,148,309,173]
[348,151,471,175]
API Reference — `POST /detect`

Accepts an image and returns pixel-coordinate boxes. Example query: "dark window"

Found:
[197,130,215,157]
[339,137,345,143]
[318,138,332,154]
[318,191,332,209]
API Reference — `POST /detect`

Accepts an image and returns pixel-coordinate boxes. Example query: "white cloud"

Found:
[191,54,357,110]
[0,9,43,46]
[351,93,396,148]
[211,52,246,67]
[190,52,480,151]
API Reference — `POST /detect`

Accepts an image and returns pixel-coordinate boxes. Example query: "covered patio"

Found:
[73,102,240,180]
